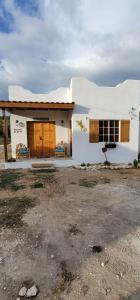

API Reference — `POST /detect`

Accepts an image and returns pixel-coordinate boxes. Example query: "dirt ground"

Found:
[0,167,140,300]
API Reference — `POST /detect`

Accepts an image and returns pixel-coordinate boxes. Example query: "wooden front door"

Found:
[27,122,56,157]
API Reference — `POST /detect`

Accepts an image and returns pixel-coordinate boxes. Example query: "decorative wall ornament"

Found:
[76,120,87,132]
[14,120,25,133]
[129,107,137,120]
[16,120,25,128]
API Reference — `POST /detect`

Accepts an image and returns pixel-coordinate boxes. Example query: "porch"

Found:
[0,157,75,169]
[0,100,74,162]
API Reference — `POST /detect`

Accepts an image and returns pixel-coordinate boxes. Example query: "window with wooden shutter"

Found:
[121,120,130,142]
[89,120,99,143]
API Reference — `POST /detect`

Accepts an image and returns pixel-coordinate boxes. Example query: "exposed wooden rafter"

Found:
[0,101,75,110]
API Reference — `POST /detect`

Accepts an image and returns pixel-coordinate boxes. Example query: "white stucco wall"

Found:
[71,78,140,164]
[10,110,71,158]
[9,85,71,103]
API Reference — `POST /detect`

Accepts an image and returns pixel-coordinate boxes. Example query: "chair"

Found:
[16,143,30,160]
[55,144,66,158]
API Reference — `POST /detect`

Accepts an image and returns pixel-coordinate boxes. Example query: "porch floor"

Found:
[0,157,75,169]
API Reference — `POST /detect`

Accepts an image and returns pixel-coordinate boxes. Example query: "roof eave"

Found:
[0,101,75,110]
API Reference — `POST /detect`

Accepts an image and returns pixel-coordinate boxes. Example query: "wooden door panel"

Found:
[28,122,56,157]
[28,123,35,156]
[43,123,50,156]
[42,122,56,156]
[48,123,56,155]
[34,123,43,156]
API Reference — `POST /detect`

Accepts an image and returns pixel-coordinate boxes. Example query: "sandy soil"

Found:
[0,167,140,300]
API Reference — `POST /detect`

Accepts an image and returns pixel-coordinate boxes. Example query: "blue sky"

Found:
[0,0,140,98]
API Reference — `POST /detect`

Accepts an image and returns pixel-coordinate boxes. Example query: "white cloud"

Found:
[0,0,140,98]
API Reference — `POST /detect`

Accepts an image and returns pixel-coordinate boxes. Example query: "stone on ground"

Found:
[26,285,39,298]
[18,286,27,297]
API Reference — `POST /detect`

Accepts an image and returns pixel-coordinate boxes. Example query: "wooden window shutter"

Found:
[121,120,130,142]
[89,120,99,143]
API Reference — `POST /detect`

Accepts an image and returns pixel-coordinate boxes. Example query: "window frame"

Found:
[99,120,120,143]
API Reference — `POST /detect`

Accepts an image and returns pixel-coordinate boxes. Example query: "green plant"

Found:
[0,171,22,191]
[31,182,44,188]
[79,178,97,188]
[133,159,138,168]
[104,161,110,166]
[0,196,35,228]
[81,163,86,167]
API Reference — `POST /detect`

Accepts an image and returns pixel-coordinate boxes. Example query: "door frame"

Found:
[27,121,56,157]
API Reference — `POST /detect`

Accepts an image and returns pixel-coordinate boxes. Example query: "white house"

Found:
[0,77,140,164]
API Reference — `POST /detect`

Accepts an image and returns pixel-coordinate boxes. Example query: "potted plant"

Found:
[105,143,116,149]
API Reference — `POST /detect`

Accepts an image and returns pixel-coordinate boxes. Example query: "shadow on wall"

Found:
[74,105,90,114]
[72,130,138,164]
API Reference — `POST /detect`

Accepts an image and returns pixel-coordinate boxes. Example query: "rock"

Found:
[51,254,55,259]
[26,285,39,298]
[18,286,27,297]
[105,288,111,295]
[116,272,125,279]
[16,298,20,300]
[101,260,108,267]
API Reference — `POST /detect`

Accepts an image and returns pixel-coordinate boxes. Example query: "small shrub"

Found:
[133,159,138,168]
[0,196,35,228]
[31,182,44,188]
[104,161,110,166]
[79,178,97,188]
[81,163,86,167]
[68,224,83,235]
[92,245,103,253]
[0,171,22,191]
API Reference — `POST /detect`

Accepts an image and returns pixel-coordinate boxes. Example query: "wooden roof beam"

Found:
[0,101,75,110]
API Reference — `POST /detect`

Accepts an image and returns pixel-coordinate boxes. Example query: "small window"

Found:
[99,120,120,142]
